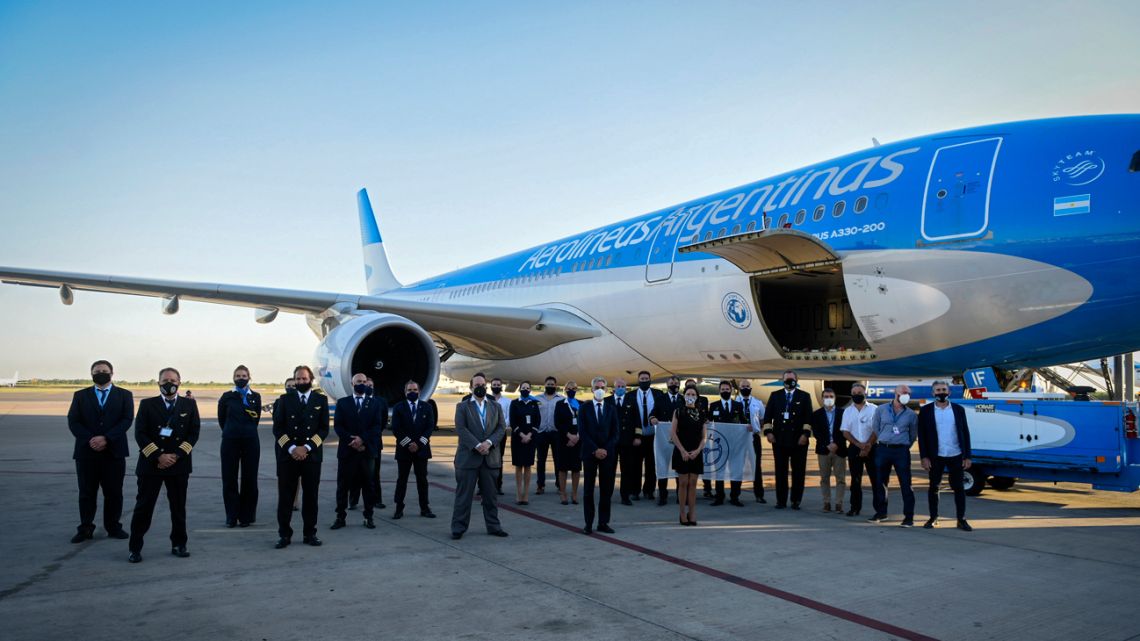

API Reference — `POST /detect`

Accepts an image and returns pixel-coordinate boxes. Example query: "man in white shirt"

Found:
[737,380,766,503]
[839,383,877,517]
[917,381,973,531]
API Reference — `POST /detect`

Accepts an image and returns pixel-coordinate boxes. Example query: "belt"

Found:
[879,443,909,449]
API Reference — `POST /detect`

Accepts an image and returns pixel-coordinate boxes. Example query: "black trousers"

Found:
[220,436,259,524]
[336,455,376,519]
[641,434,657,496]
[277,458,321,539]
[928,454,967,520]
[752,434,766,498]
[619,436,658,499]
[582,457,616,527]
[772,443,808,506]
[714,480,743,500]
[129,473,188,552]
[350,453,382,506]
[395,457,430,510]
[495,433,507,491]
[847,447,878,512]
[75,457,125,534]
[535,431,556,488]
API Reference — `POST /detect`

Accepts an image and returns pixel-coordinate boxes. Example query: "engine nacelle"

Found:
[314,312,440,404]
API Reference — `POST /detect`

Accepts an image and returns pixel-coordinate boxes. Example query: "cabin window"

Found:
[703,231,713,241]
[813,204,825,222]
[777,213,789,228]
[794,209,806,225]
[854,196,868,213]
[763,216,772,229]
[832,200,846,218]
[746,221,756,232]
[731,224,741,235]
[605,254,613,266]
[717,227,728,238]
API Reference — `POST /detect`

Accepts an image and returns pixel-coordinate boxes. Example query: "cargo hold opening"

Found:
[752,266,876,362]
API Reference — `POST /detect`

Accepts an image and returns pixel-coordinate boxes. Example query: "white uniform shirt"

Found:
[840,402,876,444]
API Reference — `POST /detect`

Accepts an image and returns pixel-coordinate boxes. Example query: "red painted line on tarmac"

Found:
[430,480,939,641]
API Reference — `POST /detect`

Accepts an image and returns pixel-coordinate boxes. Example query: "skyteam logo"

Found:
[721,292,751,329]
[1052,150,1105,187]
[703,426,729,473]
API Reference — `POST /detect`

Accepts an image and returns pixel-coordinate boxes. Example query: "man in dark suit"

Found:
[762,370,814,509]
[620,370,670,505]
[918,380,974,531]
[708,380,747,506]
[127,367,200,562]
[331,373,386,530]
[67,359,134,543]
[580,376,620,534]
[272,365,330,548]
[810,388,848,513]
[656,376,685,505]
[391,379,436,519]
[450,373,509,539]
[349,376,386,511]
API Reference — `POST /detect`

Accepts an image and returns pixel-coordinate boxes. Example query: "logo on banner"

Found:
[703,426,730,473]
[722,292,751,329]
[1052,150,1105,187]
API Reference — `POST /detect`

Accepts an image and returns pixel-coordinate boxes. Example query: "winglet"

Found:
[356,188,402,294]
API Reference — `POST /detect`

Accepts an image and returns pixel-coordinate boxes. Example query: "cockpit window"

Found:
[1130,150,1140,172]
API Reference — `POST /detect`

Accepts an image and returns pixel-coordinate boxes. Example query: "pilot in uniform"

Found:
[273,366,330,548]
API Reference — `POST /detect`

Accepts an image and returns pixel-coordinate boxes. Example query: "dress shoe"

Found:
[597,524,615,534]
[348,503,358,511]
[835,503,844,513]
[846,508,859,517]
[899,518,914,528]
[489,530,509,537]
[107,530,129,540]
[377,502,387,509]
[421,510,437,518]
[392,507,404,520]
[924,518,939,529]
[620,498,633,506]
[275,538,291,549]
[238,522,251,528]
[791,503,801,510]
[70,532,93,544]
[571,498,579,505]
[536,487,545,495]
[582,526,593,535]
[226,520,237,528]
[755,496,767,504]
[451,532,463,540]
[867,513,887,523]
[171,545,190,558]
[631,494,641,501]
[686,520,698,526]
[303,536,323,546]
[496,489,505,496]
[729,499,744,507]
[957,519,973,532]
[711,498,724,506]
[363,518,376,529]
[644,492,655,500]
[703,489,713,498]
[823,503,832,512]
[330,518,346,530]
[774,504,787,509]
[127,551,142,563]
[657,496,667,506]
[561,500,570,505]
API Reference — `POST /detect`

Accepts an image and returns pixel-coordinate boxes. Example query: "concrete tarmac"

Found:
[1,389,1138,641]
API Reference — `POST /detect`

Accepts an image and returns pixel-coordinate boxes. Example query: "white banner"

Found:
[654,421,756,481]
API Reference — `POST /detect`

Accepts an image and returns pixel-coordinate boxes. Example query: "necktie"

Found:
[410,402,417,421]
[641,391,648,428]
[300,394,307,407]
[97,388,107,407]
[356,397,362,411]
[596,402,602,423]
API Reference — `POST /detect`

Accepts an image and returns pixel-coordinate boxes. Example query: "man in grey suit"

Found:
[450,373,509,540]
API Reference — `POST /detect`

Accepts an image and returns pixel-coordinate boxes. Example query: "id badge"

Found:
[525,416,531,425]
[713,410,720,417]
[892,426,900,435]
[160,427,173,437]
[783,412,790,420]
[571,418,577,426]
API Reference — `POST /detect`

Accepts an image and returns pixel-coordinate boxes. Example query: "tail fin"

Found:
[357,188,403,295]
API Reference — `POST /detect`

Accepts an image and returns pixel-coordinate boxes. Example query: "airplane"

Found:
[0,371,21,387]
[2,114,1138,404]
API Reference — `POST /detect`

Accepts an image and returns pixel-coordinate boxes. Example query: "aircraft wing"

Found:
[0,266,600,359]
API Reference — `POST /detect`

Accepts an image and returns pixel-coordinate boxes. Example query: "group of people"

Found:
[65,360,975,563]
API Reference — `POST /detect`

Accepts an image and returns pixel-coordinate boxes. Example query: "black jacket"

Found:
[917,402,973,460]
[217,389,262,439]
[509,397,541,435]
[67,385,134,460]
[579,397,620,461]
[810,407,848,456]
[391,399,434,461]
[334,395,387,458]
[134,395,201,476]
[709,398,746,424]
[272,391,331,463]
[763,388,814,448]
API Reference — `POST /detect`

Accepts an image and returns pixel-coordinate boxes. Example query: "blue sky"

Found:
[1,1,1138,383]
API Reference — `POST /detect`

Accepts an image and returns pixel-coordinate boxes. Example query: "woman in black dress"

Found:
[509,381,541,505]
[553,382,582,505]
[671,388,708,526]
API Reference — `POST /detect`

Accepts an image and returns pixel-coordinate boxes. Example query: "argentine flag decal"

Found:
[1053,194,1091,216]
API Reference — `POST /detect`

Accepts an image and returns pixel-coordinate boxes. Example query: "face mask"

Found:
[92,372,111,386]
[685,396,697,406]
[615,388,626,398]
[593,388,605,401]
[545,385,556,395]
[784,378,796,389]
[354,383,369,395]
[365,386,373,396]
[406,391,419,402]
[520,389,531,398]
[741,388,751,397]
[160,382,179,396]
[823,397,835,408]
[294,382,312,393]
[234,378,248,389]
[934,393,949,402]
[667,384,679,393]
[720,391,731,400]
[566,390,577,399]
[852,393,865,404]
[638,381,651,391]
[897,394,911,405]
[491,386,502,395]
[473,385,486,398]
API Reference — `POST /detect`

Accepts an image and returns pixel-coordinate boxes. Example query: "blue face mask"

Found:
[615,388,626,398]
[354,383,369,395]
[520,390,531,398]
[406,391,419,402]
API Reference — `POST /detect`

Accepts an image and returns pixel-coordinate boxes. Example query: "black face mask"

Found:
[294,382,312,394]
[545,385,556,395]
[365,386,374,396]
[92,372,111,386]
[741,388,751,397]
[934,393,950,403]
[784,379,796,389]
[638,381,651,391]
[234,378,248,389]
[720,391,731,400]
[491,386,502,395]
[852,393,866,404]
[354,383,369,395]
[667,384,679,394]
[473,385,487,398]
[160,382,179,396]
